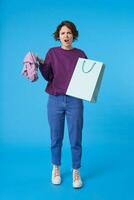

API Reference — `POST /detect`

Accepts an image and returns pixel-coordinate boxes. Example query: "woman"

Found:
[37,20,88,188]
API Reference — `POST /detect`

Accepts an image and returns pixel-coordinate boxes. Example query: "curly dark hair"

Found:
[53,20,79,41]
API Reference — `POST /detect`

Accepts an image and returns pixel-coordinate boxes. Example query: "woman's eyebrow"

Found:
[61,31,71,34]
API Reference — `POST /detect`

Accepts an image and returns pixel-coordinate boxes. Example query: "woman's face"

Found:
[59,25,73,49]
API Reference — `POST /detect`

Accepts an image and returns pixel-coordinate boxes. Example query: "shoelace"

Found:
[54,167,60,177]
[73,170,80,181]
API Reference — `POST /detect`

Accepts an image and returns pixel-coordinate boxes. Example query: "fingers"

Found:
[34,54,44,64]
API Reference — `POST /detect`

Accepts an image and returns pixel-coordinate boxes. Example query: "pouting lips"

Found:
[64,39,69,42]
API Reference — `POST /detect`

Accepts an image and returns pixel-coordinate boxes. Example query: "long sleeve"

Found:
[39,50,53,81]
[39,46,89,95]
[82,50,88,59]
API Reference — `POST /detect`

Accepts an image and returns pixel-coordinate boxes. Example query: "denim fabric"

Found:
[47,94,83,169]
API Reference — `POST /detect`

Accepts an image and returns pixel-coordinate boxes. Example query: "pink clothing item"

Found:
[21,51,39,82]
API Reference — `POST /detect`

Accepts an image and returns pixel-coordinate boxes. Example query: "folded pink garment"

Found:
[21,51,39,82]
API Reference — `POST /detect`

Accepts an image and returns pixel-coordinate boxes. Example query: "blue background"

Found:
[1,0,134,199]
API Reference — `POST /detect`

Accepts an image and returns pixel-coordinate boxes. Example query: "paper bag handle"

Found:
[82,60,96,73]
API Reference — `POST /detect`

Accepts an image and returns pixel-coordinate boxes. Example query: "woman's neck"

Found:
[61,45,73,50]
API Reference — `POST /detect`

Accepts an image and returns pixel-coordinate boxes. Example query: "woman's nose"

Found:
[65,33,69,37]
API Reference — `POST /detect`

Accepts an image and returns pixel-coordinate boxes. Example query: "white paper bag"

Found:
[66,58,105,102]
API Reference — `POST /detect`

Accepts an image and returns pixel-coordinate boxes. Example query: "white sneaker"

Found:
[51,165,61,185]
[73,169,83,188]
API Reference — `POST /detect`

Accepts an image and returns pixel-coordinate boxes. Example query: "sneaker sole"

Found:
[73,184,83,189]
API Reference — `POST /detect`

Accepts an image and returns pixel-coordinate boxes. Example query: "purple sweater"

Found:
[39,46,88,95]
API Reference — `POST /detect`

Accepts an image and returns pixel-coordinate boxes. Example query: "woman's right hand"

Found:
[35,55,44,64]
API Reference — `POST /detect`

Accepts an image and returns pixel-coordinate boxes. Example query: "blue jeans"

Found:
[47,94,83,169]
